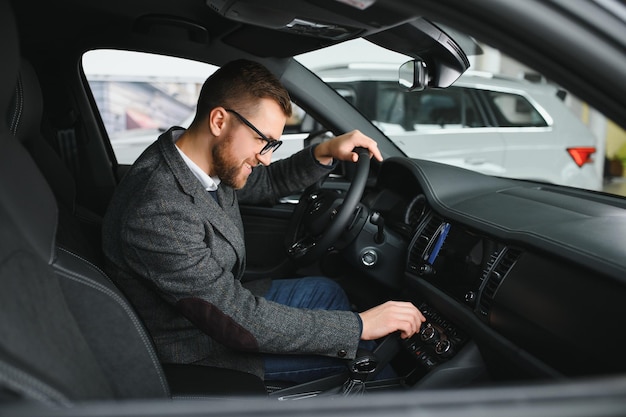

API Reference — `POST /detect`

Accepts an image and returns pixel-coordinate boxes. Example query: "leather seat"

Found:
[9,58,103,266]
[0,2,170,402]
[0,0,265,404]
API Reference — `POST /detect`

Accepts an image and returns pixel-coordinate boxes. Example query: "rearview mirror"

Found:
[369,18,470,91]
[399,59,428,91]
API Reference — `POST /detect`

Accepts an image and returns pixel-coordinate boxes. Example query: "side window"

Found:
[413,90,462,128]
[277,102,314,161]
[375,83,405,126]
[83,50,216,165]
[283,103,307,134]
[83,49,314,164]
[325,81,488,134]
[485,91,548,127]
[335,86,357,106]
[405,87,486,130]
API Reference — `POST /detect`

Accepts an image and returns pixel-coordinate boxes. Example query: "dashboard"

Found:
[346,157,626,385]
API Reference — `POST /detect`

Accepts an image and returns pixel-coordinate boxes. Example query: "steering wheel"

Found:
[286,147,371,265]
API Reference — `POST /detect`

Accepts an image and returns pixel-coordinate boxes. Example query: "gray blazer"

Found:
[102,128,361,378]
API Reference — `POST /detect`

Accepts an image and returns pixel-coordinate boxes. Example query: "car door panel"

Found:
[240,203,295,278]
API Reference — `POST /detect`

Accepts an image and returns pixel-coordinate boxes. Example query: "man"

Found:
[102,59,424,384]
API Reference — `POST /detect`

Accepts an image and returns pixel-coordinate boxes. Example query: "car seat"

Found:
[9,58,104,266]
[0,2,170,401]
[0,0,265,404]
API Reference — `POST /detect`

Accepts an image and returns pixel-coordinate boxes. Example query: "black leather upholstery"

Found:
[0,0,18,127]
[0,0,169,403]
[54,247,171,398]
[1,133,174,402]
[0,0,267,402]
[10,59,77,213]
[9,59,103,266]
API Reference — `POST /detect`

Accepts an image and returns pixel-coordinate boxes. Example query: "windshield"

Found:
[296,37,626,197]
[83,35,626,198]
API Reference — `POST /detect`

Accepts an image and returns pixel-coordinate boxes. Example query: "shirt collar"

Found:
[173,129,221,192]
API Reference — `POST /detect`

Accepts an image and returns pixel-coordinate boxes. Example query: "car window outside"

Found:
[82,50,309,164]
[343,80,547,130]
[82,38,626,196]
[486,91,548,127]
[296,39,625,195]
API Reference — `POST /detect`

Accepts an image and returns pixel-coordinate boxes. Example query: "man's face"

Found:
[212,99,286,189]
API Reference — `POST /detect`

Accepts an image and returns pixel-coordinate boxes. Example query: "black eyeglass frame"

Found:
[225,109,283,155]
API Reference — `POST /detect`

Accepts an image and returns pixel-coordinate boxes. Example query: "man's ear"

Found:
[208,107,227,136]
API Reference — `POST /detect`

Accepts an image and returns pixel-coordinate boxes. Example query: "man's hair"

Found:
[193,59,292,125]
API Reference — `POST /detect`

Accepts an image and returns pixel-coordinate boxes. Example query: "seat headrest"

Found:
[0,1,58,264]
[9,59,44,142]
[0,0,20,130]
[8,58,78,211]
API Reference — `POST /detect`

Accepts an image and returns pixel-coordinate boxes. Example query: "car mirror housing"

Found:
[369,18,470,91]
[399,59,428,91]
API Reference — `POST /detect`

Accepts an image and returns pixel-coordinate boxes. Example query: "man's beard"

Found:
[211,137,248,190]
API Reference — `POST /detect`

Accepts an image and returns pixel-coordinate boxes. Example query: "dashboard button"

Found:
[420,323,440,344]
[360,249,378,267]
[435,339,454,357]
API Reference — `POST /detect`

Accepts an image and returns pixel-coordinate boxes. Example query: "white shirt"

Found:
[173,129,221,192]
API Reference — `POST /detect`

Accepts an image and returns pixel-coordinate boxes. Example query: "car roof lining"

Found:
[14,0,420,58]
[12,0,626,128]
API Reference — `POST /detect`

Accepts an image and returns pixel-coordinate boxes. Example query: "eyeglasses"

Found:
[225,109,283,155]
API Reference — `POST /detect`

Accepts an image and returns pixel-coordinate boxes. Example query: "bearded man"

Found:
[102,59,424,385]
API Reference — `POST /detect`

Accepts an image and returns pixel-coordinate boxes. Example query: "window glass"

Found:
[83,50,215,164]
[486,91,548,127]
[335,87,357,106]
[296,39,612,192]
[375,83,405,126]
[328,80,487,132]
[413,89,463,128]
[82,41,624,194]
[83,50,310,164]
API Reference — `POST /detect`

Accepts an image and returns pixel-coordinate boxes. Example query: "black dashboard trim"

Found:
[406,272,563,380]
[380,157,626,284]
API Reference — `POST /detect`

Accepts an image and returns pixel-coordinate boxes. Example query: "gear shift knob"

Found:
[342,354,379,395]
[348,355,379,381]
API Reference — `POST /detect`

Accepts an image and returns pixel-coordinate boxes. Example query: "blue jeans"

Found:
[263,277,374,384]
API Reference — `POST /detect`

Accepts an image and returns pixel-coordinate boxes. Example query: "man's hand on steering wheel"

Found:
[312,130,383,165]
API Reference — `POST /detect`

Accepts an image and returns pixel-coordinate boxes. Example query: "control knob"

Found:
[434,339,454,357]
[419,323,439,344]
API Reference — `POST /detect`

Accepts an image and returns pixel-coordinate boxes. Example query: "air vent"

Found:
[407,213,443,274]
[477,247,522,319]
[405,194,427,230]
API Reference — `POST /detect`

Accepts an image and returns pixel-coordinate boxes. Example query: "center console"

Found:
[400,302,469,384]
